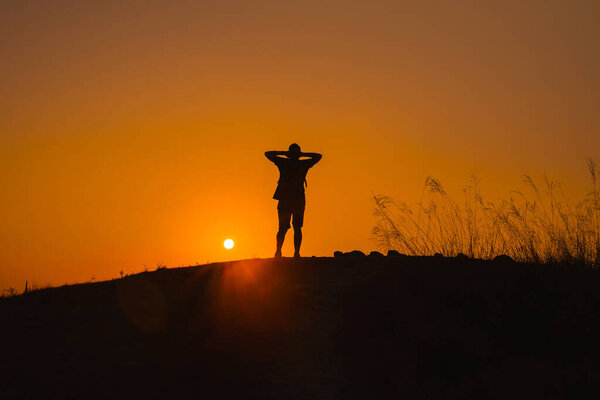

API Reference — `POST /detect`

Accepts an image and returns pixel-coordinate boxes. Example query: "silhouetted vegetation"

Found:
[373,159,600,265]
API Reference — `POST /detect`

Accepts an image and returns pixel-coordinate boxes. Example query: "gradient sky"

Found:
[1,0,599,290]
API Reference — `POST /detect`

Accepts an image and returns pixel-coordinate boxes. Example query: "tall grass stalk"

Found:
[372,160,600,265]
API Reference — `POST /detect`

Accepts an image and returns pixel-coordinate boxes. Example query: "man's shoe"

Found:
[293,252,301,259]
[274,250,282,259]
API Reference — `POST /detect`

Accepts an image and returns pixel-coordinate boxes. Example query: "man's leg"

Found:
[276,202,291,258]
[293,226,302,258]
[275,227,287,258]
[292,200,306,258]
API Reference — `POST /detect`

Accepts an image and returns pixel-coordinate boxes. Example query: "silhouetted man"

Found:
[265,144,322,258]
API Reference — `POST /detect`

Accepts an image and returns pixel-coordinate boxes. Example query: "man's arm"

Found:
[265,150,288,163]
[301,152,322,166]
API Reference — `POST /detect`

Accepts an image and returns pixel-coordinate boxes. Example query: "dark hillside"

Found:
[2,256,600,399]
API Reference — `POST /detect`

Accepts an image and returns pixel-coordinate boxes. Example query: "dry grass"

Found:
[372,159,600,265]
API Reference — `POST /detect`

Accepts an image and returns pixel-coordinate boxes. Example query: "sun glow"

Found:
[224,239,234,249]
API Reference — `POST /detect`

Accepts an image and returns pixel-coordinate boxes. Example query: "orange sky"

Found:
[1,1,599,290]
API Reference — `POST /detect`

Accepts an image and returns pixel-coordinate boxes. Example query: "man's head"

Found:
[288,143,301,160]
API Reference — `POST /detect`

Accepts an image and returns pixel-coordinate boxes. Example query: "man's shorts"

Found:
[277,199,306,230]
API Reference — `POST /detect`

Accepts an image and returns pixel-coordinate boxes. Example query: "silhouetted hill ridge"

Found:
[2,256,600,399]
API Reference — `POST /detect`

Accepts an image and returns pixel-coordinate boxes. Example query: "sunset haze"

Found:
[1,0,599,289]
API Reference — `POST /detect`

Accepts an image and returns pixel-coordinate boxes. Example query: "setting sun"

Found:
[224,239,234,250]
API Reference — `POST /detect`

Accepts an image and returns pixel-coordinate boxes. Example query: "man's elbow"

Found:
[265,152,279,162]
